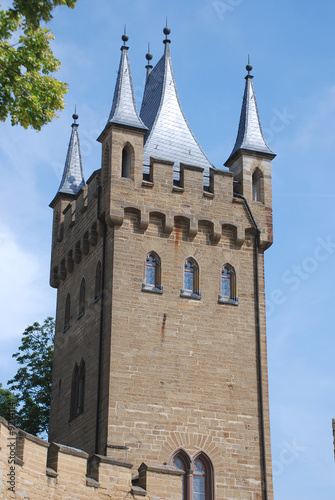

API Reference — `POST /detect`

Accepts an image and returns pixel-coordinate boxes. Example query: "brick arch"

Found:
[161,432,223,469]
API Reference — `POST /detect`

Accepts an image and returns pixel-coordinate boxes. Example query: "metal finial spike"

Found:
[122,24,129,45]
[72,105,78,123]
[163,17,171,37]
[246,54,253,75]
[146,42,153,62]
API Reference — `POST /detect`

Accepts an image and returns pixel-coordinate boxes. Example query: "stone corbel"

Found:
[106,210,124,228]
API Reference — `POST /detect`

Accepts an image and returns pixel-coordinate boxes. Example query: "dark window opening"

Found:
[122,147,131,178]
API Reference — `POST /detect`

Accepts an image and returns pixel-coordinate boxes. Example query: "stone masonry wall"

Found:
[0,417,186,499]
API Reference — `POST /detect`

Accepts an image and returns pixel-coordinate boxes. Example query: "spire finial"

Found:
[72,105,79,126]
[163,17,171,44]
[121,24,129,48]
[145,42,153,81]
[246,54,253,77]
[146,42,153,62]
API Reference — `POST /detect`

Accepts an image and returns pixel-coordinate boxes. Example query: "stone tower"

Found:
[49,26,276,500]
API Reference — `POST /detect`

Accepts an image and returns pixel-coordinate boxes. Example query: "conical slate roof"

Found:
[104,34,147,132]
[140,28,213,184]
[57,113,85,196]
[225,64,275,166]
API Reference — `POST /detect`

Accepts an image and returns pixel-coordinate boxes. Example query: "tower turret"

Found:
[49,112,85,288]
[225,59,275,209]
[97,30,148,214]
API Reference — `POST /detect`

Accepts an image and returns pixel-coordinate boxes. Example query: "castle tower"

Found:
[49,28,275,500]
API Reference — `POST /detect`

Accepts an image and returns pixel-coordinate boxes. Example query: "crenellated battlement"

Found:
[50,152,273,288]
[0,417,185,500]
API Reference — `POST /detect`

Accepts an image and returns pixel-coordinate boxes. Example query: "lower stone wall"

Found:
[0,418,182,500]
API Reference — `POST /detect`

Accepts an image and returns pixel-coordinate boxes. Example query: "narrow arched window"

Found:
[146,254,156,285]
[78,359,85,413]
[142,252,162,293]
[221,266,231,297]
[78,278,85,318]
[193,458,206,500]
[219,264,238,305]
[184,260,194,291]
[64,293,71,331]
[173,452,189,500]
[192,453,214,500]
[252,168,263,202]
[70,363,78,419]
[121,147,131,178]
[70,360,85,419]
[95,261,102,300]
[181,258,200,299]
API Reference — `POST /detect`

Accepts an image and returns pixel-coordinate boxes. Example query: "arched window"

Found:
[193,458,206,500]
[70,359,85,419]
[78,278,85,318]
[171,449,214,500]
[173,450,190,500]
[252,169,263,202]
[64,293,71,331]
[121,147,131,178]
[181,258,201,299]
[142,252,163,293]
[70,363,78,419]
[95,261,102,300]
[78,359,85,413]
[219,264,238,305]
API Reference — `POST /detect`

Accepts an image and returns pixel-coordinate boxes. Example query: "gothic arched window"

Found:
[181,258,201,299]
[70,363,78,419]
[193,458,206,500]
[142,252,163,293]
[64,293,71,332]
[171,449,214,500]
[78,359,85,413]
[70,359,85,419]
[252,168,263,202]
[121,146,131,178]
[219,264,238,305]
[78,278,85,318]
[95,261,102,300]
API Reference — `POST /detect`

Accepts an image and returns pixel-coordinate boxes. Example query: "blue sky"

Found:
[0,0,335,498]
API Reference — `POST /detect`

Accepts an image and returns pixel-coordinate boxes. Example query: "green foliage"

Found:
[8,317,54,436]
[0,1,78,129]
[0,383,17,422]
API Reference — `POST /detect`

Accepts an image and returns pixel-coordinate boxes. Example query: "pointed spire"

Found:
[225,58,275,166]
[101,29,147,135]
[140,23,213,184]
[57,110,85,196]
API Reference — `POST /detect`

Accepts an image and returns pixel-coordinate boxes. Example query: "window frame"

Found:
[171,449,215,500]
[142,251,163,294]
[180,257,201,300]
[218,264,238,305]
